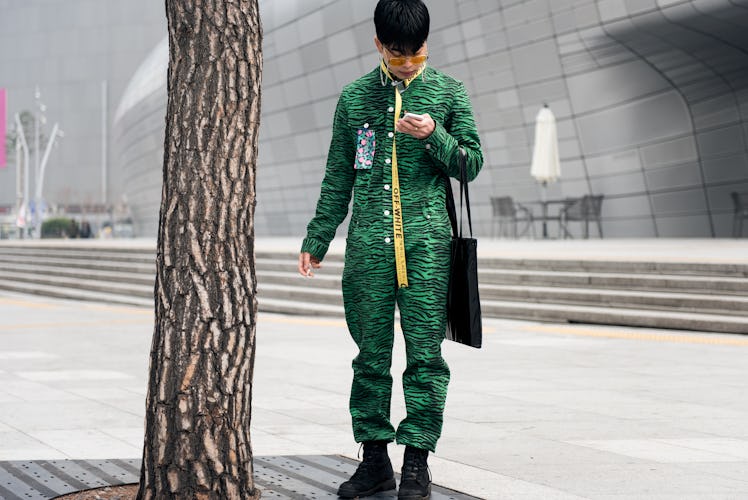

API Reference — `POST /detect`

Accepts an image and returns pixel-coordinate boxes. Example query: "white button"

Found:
[425,143,431,150]
[385,237,391,243]
[388,132,394,138]
[385,158,391,164]
[388,107,394,112]
[364,123,369,128]
[384,210,390,216]
[427,215,431,219]
[384,185,390,190]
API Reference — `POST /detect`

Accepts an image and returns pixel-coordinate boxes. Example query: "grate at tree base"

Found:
[0,456,480,500]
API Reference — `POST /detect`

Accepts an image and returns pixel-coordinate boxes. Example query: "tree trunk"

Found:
[138,1,262,498]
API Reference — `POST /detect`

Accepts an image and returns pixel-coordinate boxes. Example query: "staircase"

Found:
[0,244,156,307]
[0,241,747,334]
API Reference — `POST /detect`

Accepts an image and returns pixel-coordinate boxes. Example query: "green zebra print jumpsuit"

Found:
[301,65,483,452]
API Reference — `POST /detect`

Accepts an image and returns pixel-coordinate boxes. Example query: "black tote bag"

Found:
[444,148,482,348]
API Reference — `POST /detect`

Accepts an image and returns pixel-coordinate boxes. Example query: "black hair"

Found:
[374,0,430,55]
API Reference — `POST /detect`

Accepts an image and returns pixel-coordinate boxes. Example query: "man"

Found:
[298,1,483,498]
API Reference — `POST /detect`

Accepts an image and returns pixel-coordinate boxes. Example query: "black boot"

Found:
[398,446,431,500]
[337,440,396,498]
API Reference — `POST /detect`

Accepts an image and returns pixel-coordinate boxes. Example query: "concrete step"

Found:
[0,253,338,277]
[0,279,153,308]
[477,257,748,277]
[254,263,748,297]
[0,253,155,275]
[0,261,155,287]
[2,274,746,334]
[480,284,748,316]
[0,270,153,299]
[258,270,341,289]
[255,279,748,320]
[0,275,345,318]
[256,258,345,274]
[255,271,748,316]
[255,258,748,295]
[480,299,748,335]
[258,250,748,277]
[0,278,345,319]
[10,246,743,296]
[257,297,345,317]
[174,256,748,318]
[3,256,745,313]
[3,244,746,278]
[479,268,748,295]
[2,241,747,334]
[256,251,344,263]
[243,293,748,335]
[258,283,344,307]
[0,260,341,292]
[0,246,155,265]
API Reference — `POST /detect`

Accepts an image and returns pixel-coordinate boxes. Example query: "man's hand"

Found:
[298,252,322,278]
[396,113,435,140]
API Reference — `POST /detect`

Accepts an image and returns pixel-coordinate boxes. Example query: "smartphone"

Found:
[403,112,424,121]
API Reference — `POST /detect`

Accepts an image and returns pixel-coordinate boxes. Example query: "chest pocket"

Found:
[354,127,376,170]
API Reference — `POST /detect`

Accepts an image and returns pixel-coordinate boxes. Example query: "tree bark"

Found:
[138,1,262,498]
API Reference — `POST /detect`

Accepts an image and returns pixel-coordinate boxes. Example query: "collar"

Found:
[379,60,426,92]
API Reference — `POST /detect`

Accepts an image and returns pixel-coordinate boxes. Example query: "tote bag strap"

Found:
[458,148,473,238]
[445,171,458,238]
[445,148,473,239]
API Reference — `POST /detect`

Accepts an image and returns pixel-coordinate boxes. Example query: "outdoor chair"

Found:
[491,196,535,238]
[559,195,604,239]
[731,191,748,238]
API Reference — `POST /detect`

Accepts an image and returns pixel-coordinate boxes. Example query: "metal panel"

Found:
[0,456,479,500]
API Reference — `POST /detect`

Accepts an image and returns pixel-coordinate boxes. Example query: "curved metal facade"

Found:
[111,0,748,238]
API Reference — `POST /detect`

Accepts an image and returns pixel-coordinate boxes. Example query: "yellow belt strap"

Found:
[380,61,425,288]
[392,88,408,288]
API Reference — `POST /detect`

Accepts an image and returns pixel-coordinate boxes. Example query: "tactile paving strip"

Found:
[0,456,479,499]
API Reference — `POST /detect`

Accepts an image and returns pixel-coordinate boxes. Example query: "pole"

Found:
[36,124,60,204]
[15,113,30,239]
[541,180,548,239]
[15,126,22,238]
[34,86,43,238]
[34,123,61,239]
[101,80,108,206]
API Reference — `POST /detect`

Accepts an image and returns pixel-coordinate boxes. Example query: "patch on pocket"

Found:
[354,128,376,169]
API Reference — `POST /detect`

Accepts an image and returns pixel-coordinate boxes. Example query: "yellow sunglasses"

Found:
[385,47,428,67]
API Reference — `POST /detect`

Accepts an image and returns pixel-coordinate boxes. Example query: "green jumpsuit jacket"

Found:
[301,65,483,451]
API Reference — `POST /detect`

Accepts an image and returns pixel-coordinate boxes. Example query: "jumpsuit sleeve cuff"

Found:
[422,120,453,167]
[301,237,328,261]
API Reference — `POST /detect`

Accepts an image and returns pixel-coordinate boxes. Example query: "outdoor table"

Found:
[524,198,568,239]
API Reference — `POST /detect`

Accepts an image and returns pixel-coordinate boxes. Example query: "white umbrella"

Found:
[530,105,561,238]
[530,104,561,200]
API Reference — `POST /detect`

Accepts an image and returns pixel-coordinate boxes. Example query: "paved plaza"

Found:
[1,291,748,499]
